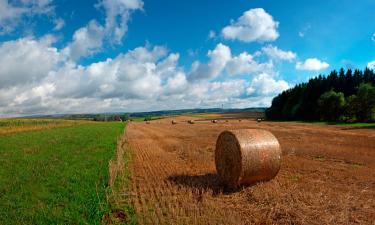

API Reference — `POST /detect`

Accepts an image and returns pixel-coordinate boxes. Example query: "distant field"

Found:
[0,121,125,224]
[131,116,164,122]
[186,112,265,120]
[275,120,375,129]
[0,119,90,135]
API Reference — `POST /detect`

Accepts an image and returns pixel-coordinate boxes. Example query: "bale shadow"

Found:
[167,173,239,195]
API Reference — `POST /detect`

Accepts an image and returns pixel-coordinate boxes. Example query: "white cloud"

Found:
[0,37,63,89]
[262,45,296,61]
[0,0,53,34]
[188,43,231,81]
[98,0,144,44]
[64,0,144,60]
[0,38,290,117]
[246,73,289,96]
[53,17,65,30]
[372,33,375,42]
[296,58,329,71]
[188,43,276,80]
[63,20,105,60]
[221,8,279,42]
[368,60,375,70]
[226,52,273,76]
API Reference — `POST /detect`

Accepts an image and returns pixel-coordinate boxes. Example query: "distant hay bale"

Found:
[238,119,242,122]
[146,121,150,124]
[212,120,218,123]
[188,120,195,124]
[257,118,262,122]
[215,129,281,188]
[171,120,177,125]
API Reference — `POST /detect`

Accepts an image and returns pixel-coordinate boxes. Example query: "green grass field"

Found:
[296,121,375,128]
[0,122,125,224]
[271,120,375,129]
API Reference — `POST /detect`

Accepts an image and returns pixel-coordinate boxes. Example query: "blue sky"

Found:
[0,0,374,117]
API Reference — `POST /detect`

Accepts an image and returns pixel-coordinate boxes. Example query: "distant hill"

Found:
[21,107,267,120]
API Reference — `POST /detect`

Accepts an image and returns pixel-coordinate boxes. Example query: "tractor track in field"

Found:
[124,116,375,224]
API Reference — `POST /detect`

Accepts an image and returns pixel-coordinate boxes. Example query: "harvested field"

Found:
[124,115,375,224]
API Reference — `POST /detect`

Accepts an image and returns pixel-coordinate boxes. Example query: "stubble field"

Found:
[124,114,375,225]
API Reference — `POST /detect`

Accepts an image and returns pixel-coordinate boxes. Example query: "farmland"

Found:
[0,114,374,224]
[124,114,375,224]
[0,120,125,224]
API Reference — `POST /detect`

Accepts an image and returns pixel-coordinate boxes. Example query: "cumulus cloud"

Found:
[226,52,273,76]
[372,33,375,42]
[98,0,144,44]
[221,8,279,42]
[262,45,296,62]
[246,73,290,96]
[188,43,231,81]
[296,58,329,71]
[0,37,63,89]
[63,20,105,60]
[0,0,53,34]
[0,37,291,117]
[368,61,375,70]
[188,43,277,81]
[64,0,144,60]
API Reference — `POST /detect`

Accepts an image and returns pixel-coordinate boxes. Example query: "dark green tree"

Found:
[317,90,346,121]
[266,68,375,122]
[353,83,375,122]
[121,113,130,121]
[144,116,152,121]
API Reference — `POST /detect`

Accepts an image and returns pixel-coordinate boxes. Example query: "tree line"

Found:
[93,114,129,122]
[266,68,375,122]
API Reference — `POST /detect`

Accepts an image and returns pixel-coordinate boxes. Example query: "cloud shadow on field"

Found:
[167,173,238,195]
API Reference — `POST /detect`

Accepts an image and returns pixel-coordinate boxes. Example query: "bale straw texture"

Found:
[215,129,281,188]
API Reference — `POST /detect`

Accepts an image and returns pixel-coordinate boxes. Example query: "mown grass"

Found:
[328,122,375,128]
[0,122,125,224]
[272,120,375,129]
[106,138,137,225]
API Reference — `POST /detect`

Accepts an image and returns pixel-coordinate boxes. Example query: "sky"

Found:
[0,0,375,117]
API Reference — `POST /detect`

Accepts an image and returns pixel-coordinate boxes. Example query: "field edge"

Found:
[105,125,137,225]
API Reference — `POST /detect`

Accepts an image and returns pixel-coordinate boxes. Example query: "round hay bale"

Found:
[146,121,150,124]
[171,120,177,125]
[215,129,281,188]
[212,120,218,123]
[188,120,195,124]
